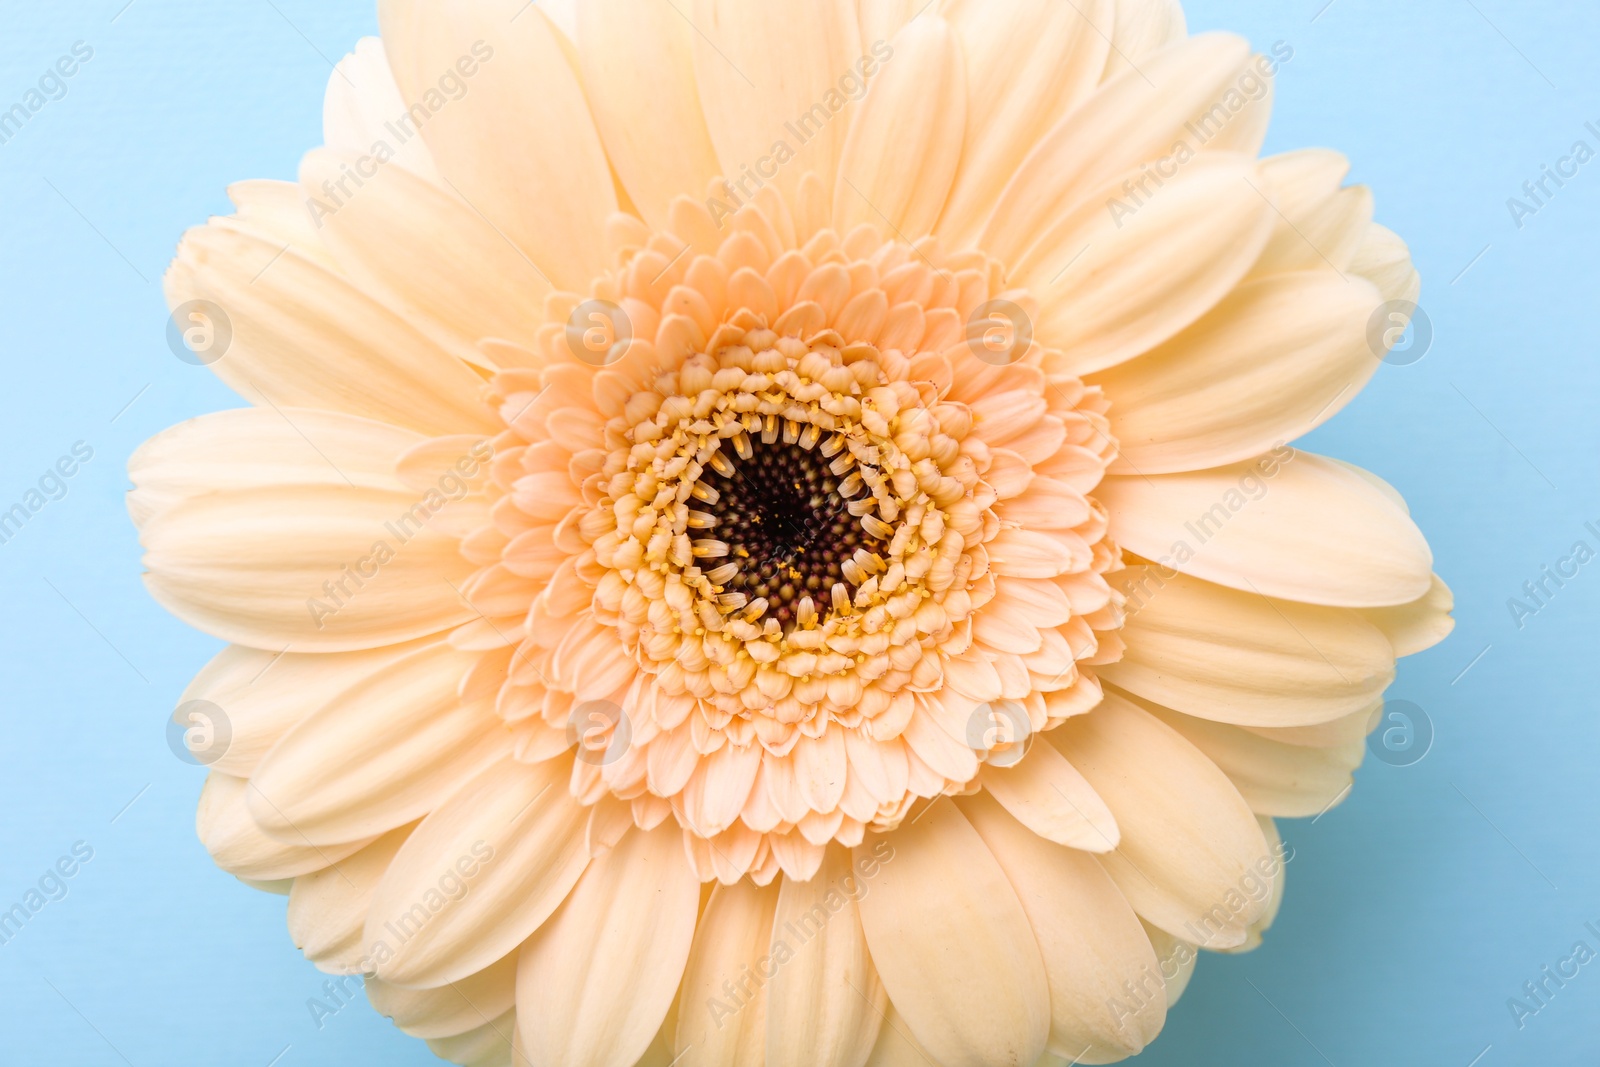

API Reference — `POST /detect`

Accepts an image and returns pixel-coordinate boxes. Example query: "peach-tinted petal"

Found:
[367,756,590,987]
[935,0,1112,246]
[854,800,1049,1067]
[576,0,722,230]
[165,222,494,437]
[1100,568,1395,727]
[248,641,510,842]
[673,878,778,1067]
[1012,155,1275,375]
[1049,694,1272,948]
[378,0,616,290]
[1098,453,1433,607]
[689,0,862,205]
[960,790,1165,1060]
[1092,274,1384,473]
[834,16,966,239]
[516,824,700,1067]
[766,846,886,1067]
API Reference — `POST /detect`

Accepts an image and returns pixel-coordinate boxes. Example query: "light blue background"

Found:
[1,1,1595,1063]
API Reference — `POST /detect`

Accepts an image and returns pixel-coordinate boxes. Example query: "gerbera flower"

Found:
[136,1,1453,1064]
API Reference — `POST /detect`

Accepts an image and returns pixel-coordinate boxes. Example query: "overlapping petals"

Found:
[137,2,1452,1065]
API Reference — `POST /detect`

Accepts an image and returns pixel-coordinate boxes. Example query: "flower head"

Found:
[138,2,1451,1064]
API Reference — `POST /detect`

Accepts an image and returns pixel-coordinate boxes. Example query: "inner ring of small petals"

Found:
[590,326,981,724]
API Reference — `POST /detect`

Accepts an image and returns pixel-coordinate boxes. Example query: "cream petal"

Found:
[1351,221,1421,305]
[225,179,336,270]
[995,479,1093,532]
[1136,695,1363,817]
[981,33,1262,265]
[128,406,417,529]
[902,713,972,790]
[689,0,862,205]
[1225,816,1288,954]
[1326,456,1412,514]
[1048,696,1270,949]
[173,640,436,777]
[196,772,376,881]
[853,800,1050,1067]
[833,16,965,239]
[324,37,443,184]
[424,1009,516,1067]
[1360,574,1455,656]
[973,608,1042,655]
[1013,155,1275,375]
[968,391,1048,447]
[934,0,1112,247]
[1092,273,1384,473]
[844,728,909,806]
[1101,0,1187,82]
[689,741,763,837]
[301,149,551,365]
[287,825,410,974]
[1250,149,1371,276]
[140,484,477,652]
[398,435,497,498]
[990,577,1075,630]
[165,221,494,437]
[377,0,616,291]
[790,730,848,818]
[1098,453,1433,608]
[576,0,722,230]
[1023,631,1085,687]
[766,846,886,1067]
[367,756,590,987]
[551,615,640,700]
[1240,702,1381,749]
[979,740,1119,852]
[902,697,980,782]
[770,830,827,882]
[648,722,703,798]
[249,640,510,843]
[959,791,1165,1061]
[517,824,700,1067]
[632,1010,681,1067]
[367,952,519,1038]
[862,1005,939,1067]
[674,879,779,1067]
[1140,921,1197,1007]
[857,0,918,54]
[538,0,578,39]
[1100,568,1395,727]
[988,528,1083,579]
[512,1016,534,1067]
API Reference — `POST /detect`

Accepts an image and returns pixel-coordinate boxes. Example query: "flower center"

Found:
[696,435,885,632]
[469,205,1122,882]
